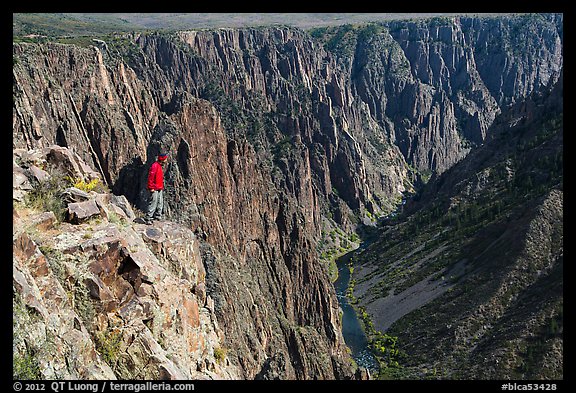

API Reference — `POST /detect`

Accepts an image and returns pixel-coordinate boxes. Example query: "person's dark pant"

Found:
[146,190,164,221]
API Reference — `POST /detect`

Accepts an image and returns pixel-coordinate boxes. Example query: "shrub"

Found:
[13,349,41,380]
[13,294,42,379]
[213,346,227,364]
[70,177,107,193]
[95,328,122,367]
[24,170,68,221]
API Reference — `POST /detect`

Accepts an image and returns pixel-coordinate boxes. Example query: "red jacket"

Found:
[147,161,164,191]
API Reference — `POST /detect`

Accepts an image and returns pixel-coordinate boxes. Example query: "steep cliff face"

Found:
[351,74,563,379]
[13,13,562,380]
[134,97,355,379]
[13,15,563,219]
[12,41,357,378]
[132,27,405,220]
[335,14,562,174]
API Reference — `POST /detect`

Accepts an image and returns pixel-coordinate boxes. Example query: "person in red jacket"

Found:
[145,153,168,224]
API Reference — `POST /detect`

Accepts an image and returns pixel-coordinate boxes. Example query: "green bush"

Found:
[214,346,227,364]
[24,170,68,222]
[95,328,122,367]
[13,349,41,380]
[13,294,42,379]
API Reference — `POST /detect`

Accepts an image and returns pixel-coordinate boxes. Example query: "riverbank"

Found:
[335,198,409,379]
[334,248,380,374]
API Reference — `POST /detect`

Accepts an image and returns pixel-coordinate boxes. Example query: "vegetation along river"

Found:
[334,197,407,375]
[334,245,379,374]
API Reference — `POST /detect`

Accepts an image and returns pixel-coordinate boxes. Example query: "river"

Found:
[334,247,380,374]
[333,197,407,375]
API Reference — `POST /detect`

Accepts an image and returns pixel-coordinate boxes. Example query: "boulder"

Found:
[44,145,100,182]
[28,211,57,231]
[67,199,101,224]
[62,187,91,203]
[110,194,136,220]
[28,165,50,183]
[13,163,32,202]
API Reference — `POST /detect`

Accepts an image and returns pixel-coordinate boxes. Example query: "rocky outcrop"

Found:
[13,135,357,381]
[13,146,240,380]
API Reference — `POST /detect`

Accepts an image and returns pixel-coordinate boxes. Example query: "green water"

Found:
[334,248,379,373]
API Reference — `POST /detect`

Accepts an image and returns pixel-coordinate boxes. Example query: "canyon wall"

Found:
[352,72,563,379]
[13,13,562,379]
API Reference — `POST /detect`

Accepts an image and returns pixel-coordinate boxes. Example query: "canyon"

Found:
[13,13,563,379]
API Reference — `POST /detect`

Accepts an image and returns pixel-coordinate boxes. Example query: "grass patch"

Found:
[13,349,42,380]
